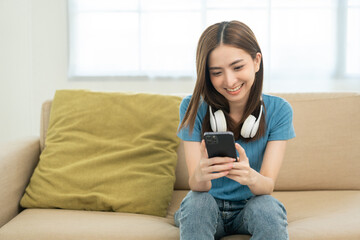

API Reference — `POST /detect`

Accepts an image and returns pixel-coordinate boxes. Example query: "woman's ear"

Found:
[255,52,262,72]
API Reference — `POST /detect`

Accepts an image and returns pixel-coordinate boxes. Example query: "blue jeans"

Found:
[174,191,288,240]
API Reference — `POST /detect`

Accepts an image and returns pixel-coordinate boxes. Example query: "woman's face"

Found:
[208,44,261,105]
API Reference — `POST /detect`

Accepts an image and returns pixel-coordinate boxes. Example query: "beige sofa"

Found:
[1,92,359,240]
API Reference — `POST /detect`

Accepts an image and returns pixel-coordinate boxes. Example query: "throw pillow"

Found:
[20,90,182,217]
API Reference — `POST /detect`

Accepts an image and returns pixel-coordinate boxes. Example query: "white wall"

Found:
[0,0,34,142]
[0,0,359,142]
[0,0,195,142]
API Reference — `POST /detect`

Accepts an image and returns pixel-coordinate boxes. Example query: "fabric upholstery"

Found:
[0,209,179,240]
[0,138,40,228]
[173,141,189,190]
[39,100,51,151]
[223,191,360,240]
[21,90,182,217]
[40,93,360,191]
[274,93,360,190]
[1,190,359,240]
[40,98,191,190]
[3,92,353,240]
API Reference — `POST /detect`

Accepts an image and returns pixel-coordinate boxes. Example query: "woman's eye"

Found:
[212,72,222,76]
[234,65,244,71]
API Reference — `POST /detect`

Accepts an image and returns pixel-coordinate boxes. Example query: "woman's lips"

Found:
[225,83,244,95]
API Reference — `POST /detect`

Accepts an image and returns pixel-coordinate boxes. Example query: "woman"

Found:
[174,21,295,240]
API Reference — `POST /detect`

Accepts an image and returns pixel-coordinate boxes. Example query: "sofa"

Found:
[0,92,359,240]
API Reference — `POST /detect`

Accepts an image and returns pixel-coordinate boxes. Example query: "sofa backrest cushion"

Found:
[40,92,360,191]
[23,90,182,217]
[274,93,360,190]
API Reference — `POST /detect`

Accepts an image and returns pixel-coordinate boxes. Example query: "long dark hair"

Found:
[179,20,266,142]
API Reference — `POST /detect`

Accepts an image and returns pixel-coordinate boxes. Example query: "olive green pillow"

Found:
[21,90,182,217]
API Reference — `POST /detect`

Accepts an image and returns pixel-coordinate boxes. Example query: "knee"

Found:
[244,195,288,239]
[176,191,220,238]
[244,195,287,223]
[180,191,218,214]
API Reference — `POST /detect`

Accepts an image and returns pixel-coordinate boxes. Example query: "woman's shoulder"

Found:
[179,95,192,111]
[262,94,296,139]
[263,93,288,103]
[262,93,293,120]
[263,94,292,110]
[183,94,193,101]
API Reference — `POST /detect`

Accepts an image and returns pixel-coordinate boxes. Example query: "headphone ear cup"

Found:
[241,104,263,138]
[241,115,256,138]
[250,116,261,138]
[210,108,217,132]
[214,110,227,132]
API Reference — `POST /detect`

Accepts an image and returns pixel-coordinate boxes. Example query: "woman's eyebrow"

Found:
[209,66,222,70]
[209,59,244,70]
[229,59,244,66]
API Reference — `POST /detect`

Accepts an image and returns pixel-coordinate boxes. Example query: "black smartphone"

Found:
[204,132,237,160]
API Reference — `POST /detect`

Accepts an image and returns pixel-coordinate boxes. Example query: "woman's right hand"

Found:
[193,140,236,183]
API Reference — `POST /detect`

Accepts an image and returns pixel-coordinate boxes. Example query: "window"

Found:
[346,0,360,77]
[68,0,203,78]
[68,0,360,83]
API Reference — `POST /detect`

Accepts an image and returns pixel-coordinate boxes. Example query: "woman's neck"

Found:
[229,100,247,124]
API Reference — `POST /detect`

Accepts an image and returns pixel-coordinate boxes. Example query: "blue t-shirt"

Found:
[177,94,296,201]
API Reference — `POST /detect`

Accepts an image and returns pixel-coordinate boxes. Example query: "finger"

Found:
[235,143,248,162]
[230,161,248,169]
[209,171,230,180]
[228,169,249,176]
[208,163,234,173]
[208,156,236,165]
[226,173,246,180]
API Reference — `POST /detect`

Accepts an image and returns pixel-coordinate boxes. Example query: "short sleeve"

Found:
[268,100,296,141]
[177,96,205,142]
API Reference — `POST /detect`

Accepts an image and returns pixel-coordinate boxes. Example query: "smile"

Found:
[225,83,244,94]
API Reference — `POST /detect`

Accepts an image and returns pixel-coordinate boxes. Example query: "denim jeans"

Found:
[174,191,288,240]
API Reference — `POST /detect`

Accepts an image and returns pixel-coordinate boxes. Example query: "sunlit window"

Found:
[68,0,360,82]
[346,0,360,77]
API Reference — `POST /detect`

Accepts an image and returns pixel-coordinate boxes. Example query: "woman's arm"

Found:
[227,140,287,195]
[183,140,236,192]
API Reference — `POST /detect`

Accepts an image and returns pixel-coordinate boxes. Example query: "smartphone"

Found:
[204,132,237,160]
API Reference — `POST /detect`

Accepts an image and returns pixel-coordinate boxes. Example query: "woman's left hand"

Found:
[226,143,258,186]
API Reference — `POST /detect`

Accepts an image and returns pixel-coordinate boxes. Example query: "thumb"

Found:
[235,143,247,162]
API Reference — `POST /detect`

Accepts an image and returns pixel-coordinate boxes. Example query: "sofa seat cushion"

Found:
[1,191,359,240]
[0,209,179,240]
[168,190,360,240]
[223,190,360,240]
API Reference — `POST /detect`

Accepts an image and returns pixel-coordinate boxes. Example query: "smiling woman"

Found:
[175,20,296,240]
[208,46,261,101]
[183,21,266,142]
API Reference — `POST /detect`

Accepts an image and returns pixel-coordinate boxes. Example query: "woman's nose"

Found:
[224,70,237,86]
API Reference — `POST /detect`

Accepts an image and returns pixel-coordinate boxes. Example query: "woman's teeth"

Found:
[227,83,244,92]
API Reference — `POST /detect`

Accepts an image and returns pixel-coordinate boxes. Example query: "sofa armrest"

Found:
[0,137,40,228]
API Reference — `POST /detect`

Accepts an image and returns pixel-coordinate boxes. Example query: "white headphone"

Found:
[209,104,263,138]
